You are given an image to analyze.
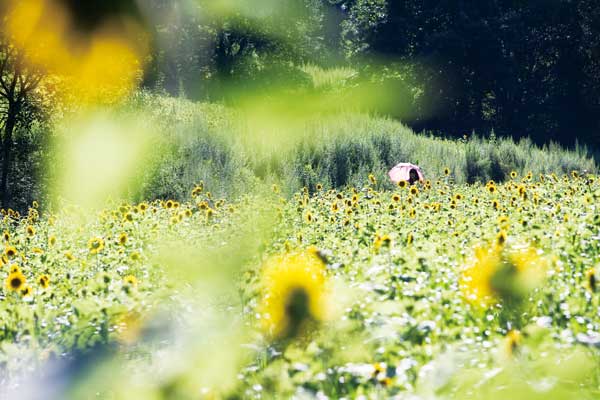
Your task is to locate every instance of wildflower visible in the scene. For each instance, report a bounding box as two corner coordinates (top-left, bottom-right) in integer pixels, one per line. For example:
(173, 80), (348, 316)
(496, 230), (507, 247)
(124, 212), (134, 223)
(32, 247), (44, 255)
(487, 185), (497, 194)
(410, 186), (419, 196)
(510, 171), (517, 179)
(316, 183), (323, 191)
(21, 285), (33, 297)
(331, 202), (339, 212)
(38, 274), (50, 289)
(391, 194), (400, 202)
(49, 235), (57, 246)
(26, 225), (36, 237)
(374, 234), (392, 253)
(272, 184), (280, 194)
(165, 200), (175, 209)
(397, 180), (408, 189)
(460, 244), (547, 306)
(460, 246), (502, 305)
(130, 251), (141, 261)
(368, 174), (377, 185)
(407, 233), (413, 245)
(259, 250), (328, 339)
(191, 185), (203, 197)
(505, 330), (522, 356)
(88, 237), (105, 254)
(585, 268), (596, 292)
(4, 245), (18, 259)
(118, 233), (128, 246)
(6, 271), (26, 292)
(124, 275), (138, 287)
(65, 251), (75, 261)
(2, 231), (9, 241)
(444, 168), (450, 176)
(206, 208), (214, 219)
(304, 211), (313, 224)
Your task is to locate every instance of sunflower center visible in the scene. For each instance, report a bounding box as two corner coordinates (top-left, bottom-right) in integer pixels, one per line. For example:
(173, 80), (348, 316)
(10, 277), (22, 289)
(285, 287), (310, 328)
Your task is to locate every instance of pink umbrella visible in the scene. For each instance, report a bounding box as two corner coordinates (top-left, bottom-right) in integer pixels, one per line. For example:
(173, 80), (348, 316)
(388, 163), (425, 184)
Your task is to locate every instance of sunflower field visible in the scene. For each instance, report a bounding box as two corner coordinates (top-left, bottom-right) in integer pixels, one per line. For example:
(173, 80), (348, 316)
(2, 170), (600, 399)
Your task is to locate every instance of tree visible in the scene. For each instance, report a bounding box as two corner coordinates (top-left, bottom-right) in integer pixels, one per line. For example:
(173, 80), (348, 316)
(0, 36), (44, 208)
(340, 0), (600, 148)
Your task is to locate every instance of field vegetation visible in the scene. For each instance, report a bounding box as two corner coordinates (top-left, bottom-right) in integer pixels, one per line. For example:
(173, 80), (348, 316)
(2, 1), (600, 399)
(2, 168), (600, 399)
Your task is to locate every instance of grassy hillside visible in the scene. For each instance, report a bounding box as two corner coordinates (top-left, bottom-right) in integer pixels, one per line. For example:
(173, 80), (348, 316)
(129, 93), (596, 202)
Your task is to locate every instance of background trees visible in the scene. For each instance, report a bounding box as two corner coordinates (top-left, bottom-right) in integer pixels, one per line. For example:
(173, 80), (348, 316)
(340, 0), (600, 147)
(0, 35), (44, 208)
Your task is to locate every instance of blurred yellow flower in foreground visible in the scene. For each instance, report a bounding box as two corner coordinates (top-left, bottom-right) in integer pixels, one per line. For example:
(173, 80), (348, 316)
(3, 0), (147, 105)
(259, 249), (328, 339)
(460, 243), (547, 307)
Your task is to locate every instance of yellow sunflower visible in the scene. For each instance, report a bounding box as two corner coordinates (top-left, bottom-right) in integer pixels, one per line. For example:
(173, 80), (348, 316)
(586, 268), (597, 292)
(505, 330), (522, 356)
(26, 225), (36, 237)
(460, 244), (547, 307)
(6, 271), (26, 292)
(21, 285), (33, 297)
(88, 237), (105, 254)
(38, 274), (50, 289)
(258, 250), (328, 339)
(123, 275), (138, 287)
(374, 234), (392, 253)
(4, 245), (18, 259)
(460, 246), (502, 306)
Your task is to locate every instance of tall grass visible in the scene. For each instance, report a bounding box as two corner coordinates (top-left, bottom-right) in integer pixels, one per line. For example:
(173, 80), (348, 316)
(103, 93), (600, 202)
(300, 64), (358, 90)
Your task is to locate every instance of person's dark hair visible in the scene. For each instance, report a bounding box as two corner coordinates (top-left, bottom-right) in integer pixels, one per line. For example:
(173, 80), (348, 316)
(409, 169), (419, 185)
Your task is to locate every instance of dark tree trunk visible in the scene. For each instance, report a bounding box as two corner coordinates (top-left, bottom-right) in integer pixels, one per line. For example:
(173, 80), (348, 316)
(1, 102), (17, 209)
